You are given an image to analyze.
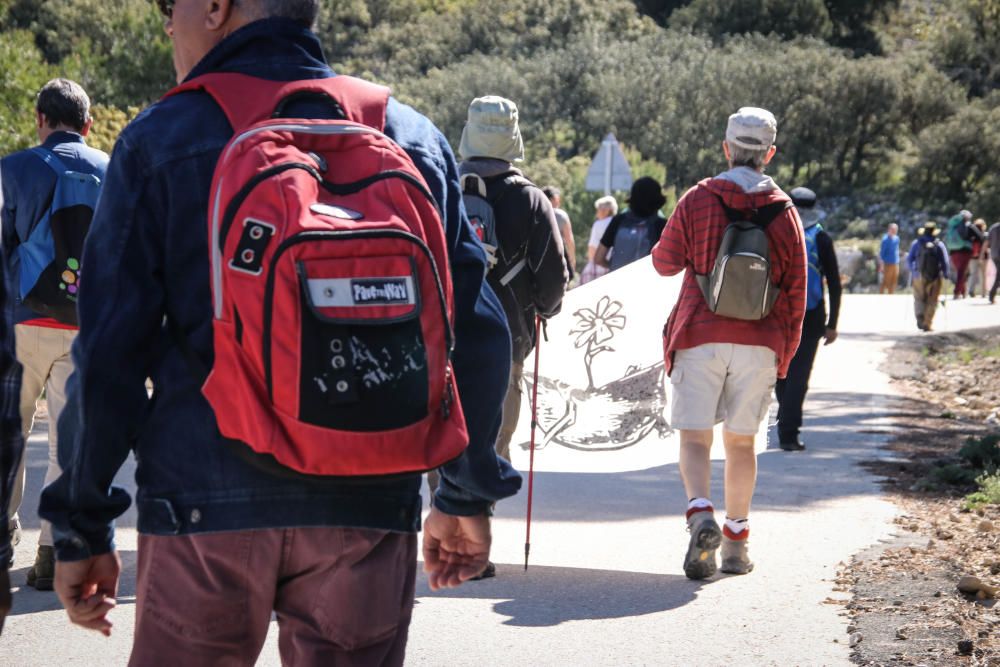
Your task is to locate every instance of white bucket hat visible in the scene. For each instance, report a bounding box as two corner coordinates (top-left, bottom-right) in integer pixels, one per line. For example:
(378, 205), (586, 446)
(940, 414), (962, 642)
(458, 96), (524, 163)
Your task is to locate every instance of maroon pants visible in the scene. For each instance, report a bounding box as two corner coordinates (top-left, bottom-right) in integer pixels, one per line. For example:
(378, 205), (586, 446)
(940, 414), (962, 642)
(131, 527), (417, 667)
(950, 249), (972, 297)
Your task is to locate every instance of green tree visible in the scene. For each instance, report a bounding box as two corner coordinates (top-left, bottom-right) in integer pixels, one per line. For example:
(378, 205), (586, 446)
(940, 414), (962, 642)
(823, 0), (899, 54)
(904, 94), (1000, 218)
(0, 29), (68, 155)
(670, 0), (833, 41)
(88, 104), (141, 154)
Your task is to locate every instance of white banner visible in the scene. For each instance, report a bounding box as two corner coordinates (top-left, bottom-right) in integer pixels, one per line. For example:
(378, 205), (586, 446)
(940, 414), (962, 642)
(507, 257), (770, 474)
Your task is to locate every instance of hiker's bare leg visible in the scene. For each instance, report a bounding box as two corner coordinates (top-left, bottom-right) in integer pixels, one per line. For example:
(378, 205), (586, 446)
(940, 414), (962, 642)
(679, 429), (713, 500)
(722, 430), (756, 518)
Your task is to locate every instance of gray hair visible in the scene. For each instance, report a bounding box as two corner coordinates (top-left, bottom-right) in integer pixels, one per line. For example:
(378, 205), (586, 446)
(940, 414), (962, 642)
(594, 195), (618, 216)
(726, 140), (770, 170)
(239, 0), (319, 26)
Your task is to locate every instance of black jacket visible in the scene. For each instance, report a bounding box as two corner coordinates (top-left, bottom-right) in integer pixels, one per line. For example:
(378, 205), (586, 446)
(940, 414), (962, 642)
(460, 161), (567, 361)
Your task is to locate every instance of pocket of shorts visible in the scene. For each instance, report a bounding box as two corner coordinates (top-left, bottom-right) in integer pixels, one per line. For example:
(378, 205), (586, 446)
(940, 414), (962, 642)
(757, 367), (777, 421)
(669, 369), (684, 385)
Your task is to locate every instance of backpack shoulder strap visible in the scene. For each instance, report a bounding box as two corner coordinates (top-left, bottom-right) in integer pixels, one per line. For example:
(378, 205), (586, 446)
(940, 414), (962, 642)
(29, 146), (69, 177)
(711, 192), (792, 227)
(163, 73), (390, 132)
(751, 200), (794, 227)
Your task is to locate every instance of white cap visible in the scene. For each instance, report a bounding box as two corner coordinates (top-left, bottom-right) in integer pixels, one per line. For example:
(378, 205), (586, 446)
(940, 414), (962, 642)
(726, 107), (777, 150)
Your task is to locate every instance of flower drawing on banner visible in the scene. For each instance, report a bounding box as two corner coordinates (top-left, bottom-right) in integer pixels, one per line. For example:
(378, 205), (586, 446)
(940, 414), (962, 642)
(570, 296), (627, 390)
(524, 294), (671, 452)
(570, 296), (626, 350)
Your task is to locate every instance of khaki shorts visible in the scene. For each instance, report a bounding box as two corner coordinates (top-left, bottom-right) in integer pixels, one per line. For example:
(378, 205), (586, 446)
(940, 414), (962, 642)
(669, 343), (777, 435)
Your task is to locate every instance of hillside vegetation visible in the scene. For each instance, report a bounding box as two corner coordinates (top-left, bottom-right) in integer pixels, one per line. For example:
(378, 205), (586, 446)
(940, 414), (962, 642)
(2, 0), (998, 263)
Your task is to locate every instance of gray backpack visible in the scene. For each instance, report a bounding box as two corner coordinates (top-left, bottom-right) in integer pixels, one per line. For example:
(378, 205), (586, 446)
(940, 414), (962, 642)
(696, 196), (791, 321)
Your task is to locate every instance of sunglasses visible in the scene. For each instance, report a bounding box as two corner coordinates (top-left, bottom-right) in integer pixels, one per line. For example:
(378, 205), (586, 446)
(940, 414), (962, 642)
(156, 0), (175, 18)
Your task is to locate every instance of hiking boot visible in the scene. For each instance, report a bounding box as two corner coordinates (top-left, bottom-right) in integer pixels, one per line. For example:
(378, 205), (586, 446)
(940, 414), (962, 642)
(683, 510), (721, 580)
(26, 546), (55, 591)
(720, 535), (754, 575)
(779, 439), (805, 451)
(469, 561), (496, 581)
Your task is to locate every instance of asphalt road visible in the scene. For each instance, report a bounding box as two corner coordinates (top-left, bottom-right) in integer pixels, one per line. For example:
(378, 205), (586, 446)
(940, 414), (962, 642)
(3, 293), (999, 666)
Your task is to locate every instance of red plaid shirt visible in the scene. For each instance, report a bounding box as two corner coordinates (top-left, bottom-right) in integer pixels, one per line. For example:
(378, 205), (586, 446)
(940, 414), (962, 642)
(652, 177), (807, 379)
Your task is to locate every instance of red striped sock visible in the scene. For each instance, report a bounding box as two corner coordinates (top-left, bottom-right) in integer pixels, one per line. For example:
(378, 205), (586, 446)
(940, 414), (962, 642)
(686, 498), (714, 520)
(723, 517), (749, 540)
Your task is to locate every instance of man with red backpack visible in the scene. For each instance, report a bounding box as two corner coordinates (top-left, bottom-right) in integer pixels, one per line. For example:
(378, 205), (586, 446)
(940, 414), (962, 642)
(652, 107), (807, 580)
(39, 1), (520, 663)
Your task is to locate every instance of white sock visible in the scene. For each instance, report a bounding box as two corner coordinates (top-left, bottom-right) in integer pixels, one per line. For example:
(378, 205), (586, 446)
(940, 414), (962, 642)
(725, 517), (748, 535)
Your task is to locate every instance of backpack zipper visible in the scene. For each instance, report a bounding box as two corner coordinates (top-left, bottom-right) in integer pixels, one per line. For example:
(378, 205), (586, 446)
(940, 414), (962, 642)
(210, 122), (407, 319)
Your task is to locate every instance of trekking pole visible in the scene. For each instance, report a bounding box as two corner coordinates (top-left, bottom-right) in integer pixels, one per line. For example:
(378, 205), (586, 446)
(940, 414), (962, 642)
(524, 315), (543, 571)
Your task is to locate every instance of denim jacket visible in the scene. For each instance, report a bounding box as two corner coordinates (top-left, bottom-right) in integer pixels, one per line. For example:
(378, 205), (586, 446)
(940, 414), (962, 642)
(39, 19), (521, 561)
(0, 132), (109, 324)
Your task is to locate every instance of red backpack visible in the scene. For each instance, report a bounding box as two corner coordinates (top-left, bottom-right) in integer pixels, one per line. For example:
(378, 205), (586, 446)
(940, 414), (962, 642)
(164, 73), (468, 476)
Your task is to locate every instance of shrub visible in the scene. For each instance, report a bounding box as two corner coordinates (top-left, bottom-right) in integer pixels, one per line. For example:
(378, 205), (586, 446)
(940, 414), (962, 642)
(958, 433), (1000, 472)
(963, 472), (1000, 510)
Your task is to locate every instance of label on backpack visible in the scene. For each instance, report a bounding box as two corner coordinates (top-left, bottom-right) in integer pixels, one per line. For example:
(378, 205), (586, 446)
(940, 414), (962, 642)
(304, 276), (415, 307)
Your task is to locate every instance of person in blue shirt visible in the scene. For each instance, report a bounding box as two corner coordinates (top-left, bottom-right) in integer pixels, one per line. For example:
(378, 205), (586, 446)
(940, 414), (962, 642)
(1, 79), (108, 592)
(38, 1), (519, 662)
(878, 223), (901, 294)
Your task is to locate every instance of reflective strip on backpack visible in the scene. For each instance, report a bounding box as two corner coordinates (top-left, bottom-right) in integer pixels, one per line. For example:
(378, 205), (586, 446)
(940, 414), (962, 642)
(498, 257), (527, 287)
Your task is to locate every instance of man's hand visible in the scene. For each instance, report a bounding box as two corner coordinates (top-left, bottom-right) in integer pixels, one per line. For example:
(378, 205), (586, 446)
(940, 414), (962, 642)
(0, 567), (11, 635)
(54, 551), (121, 637)
(823, 327), (838, 345)
(422, 507), (491, 591)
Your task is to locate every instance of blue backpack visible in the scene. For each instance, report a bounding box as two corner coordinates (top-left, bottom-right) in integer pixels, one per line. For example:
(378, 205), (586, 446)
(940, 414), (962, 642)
(14, 148), (101, 325)
(803, 223), (824, 311)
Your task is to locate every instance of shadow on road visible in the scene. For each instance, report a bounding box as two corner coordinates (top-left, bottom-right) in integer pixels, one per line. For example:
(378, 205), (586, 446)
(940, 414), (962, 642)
(8, 550), (138, 617)
(416, 564), (700, 627)
(494, 390), (899, 524)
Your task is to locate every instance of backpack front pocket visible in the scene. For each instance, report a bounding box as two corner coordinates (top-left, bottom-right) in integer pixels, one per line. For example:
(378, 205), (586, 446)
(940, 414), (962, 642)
(295, 256), (429, 430)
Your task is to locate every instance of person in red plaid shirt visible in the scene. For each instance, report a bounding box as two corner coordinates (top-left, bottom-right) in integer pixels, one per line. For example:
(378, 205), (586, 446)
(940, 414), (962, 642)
(652, 107), (807, 579)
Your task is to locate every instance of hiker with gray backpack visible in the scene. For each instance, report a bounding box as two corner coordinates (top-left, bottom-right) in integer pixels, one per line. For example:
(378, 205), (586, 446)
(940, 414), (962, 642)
(652, 107), (807, 580)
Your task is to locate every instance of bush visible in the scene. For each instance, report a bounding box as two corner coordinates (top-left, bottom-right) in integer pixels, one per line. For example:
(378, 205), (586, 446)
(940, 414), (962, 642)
(958, 433), (1000, 472)
(963, 472), (1000, 510)
(927, 463), (980, 488)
